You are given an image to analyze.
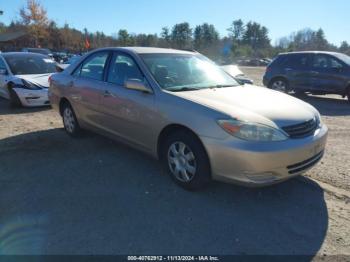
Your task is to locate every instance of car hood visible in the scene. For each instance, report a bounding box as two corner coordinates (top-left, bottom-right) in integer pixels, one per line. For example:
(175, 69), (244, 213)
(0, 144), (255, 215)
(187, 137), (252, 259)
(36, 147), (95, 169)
(59, 64), (70, 69)
(15, 74), (52, 88)
(172, 85), (317, 128)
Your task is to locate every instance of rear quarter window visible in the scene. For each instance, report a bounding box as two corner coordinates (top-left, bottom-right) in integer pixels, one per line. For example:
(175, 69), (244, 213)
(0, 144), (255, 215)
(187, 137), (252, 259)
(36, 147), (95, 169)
(271, 55), (288, 66)
(269, 55), (287, 68)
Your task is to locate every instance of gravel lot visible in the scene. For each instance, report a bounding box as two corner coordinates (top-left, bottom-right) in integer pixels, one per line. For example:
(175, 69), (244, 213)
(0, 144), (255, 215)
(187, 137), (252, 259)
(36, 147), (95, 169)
(0, 67), (349, 257)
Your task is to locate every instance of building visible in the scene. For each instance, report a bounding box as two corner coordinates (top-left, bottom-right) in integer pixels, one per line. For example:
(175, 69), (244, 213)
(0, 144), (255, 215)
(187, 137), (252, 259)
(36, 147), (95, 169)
(0, 31), (27, 51)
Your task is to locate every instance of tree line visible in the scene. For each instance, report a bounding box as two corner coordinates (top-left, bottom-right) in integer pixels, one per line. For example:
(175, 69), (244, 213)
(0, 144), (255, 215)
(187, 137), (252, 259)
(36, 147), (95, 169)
(1, 0), (349, 62)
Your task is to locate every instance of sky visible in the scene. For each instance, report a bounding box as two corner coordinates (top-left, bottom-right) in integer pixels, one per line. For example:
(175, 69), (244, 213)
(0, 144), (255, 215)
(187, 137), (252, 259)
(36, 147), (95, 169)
(0, 0), (349, 46)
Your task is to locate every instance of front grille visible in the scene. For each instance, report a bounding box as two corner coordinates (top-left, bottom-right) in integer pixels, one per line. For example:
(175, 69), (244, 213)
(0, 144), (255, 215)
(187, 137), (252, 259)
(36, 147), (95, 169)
(287, 150), (324, 174)
(282, 118), (317, 139)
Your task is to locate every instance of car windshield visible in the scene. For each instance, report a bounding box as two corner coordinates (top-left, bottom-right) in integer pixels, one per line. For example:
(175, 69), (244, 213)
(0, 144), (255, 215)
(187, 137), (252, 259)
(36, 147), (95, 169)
(66, 56), (81, 64)
(27, 48), (51, 55)
(141, 53), (239, 91)
(4, 54), (57, 75)
(334, 52), (350, 65)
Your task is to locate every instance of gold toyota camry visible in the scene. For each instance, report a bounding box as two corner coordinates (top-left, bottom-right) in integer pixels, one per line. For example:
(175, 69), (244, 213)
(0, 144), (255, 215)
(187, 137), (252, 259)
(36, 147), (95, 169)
(49, 47), (328, 190)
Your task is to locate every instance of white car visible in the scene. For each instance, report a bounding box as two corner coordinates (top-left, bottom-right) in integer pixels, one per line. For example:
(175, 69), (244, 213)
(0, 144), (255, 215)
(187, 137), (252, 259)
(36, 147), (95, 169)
(0, 52), (59, 107)
(221, 64), (254, 85)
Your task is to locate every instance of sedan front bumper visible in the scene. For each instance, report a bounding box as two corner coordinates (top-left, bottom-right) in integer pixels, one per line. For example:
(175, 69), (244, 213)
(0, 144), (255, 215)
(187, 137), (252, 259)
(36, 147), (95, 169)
(201, 124), (328, 186)
(14, 88), (50, 107)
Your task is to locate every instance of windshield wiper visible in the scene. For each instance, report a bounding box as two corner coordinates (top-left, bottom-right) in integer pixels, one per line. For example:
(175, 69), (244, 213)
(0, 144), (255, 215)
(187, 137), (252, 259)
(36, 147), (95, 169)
(165, 84), (237, 92)
(208, 84), (237, 89)
(165, 87), (200, 92)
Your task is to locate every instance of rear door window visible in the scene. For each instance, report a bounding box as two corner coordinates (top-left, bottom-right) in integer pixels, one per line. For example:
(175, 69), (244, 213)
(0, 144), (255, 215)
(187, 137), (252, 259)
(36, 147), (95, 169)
(74, 52), (110, 81)
(313, 55), (329, 69)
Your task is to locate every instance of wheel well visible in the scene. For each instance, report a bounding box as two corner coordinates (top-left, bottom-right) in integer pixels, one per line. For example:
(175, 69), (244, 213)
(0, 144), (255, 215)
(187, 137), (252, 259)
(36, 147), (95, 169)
(7, 81), (14, 89)
(157, 124), (207, 160)
(59, 98), (70, 116)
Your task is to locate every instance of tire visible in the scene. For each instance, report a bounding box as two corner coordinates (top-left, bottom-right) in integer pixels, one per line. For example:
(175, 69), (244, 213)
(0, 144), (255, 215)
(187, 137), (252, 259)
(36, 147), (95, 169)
(62, 102), (81, 137)
(269, 78), (289, 93)
(161, 130), (211, 190)
(7, 86), (22, 108)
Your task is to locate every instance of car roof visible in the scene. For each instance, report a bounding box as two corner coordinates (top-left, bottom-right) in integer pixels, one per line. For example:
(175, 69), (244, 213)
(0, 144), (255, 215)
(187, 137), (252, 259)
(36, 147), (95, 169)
(1, 52), (49, 58)
(97, 47), (196, 55)
(24, 47), (50, 50)
(279, 51), (342, 56)
(61, 47), (197, 75)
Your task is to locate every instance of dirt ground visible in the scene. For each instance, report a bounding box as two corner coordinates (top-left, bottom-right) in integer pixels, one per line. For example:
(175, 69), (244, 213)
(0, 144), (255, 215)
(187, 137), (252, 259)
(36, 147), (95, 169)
(0, 67), (349, 258)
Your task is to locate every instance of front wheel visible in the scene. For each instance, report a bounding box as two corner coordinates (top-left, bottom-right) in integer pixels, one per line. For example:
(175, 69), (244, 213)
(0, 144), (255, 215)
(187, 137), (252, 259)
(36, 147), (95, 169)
(161, 131), (211, 190)
(62, 103), (81, 137)
(269, 78), (289, 93)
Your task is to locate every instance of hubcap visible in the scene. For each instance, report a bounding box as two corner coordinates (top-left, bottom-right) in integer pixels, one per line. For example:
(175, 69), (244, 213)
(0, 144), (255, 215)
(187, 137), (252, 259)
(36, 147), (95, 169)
(272, 80), (286, 92)
(63, 107), (75, 133)
(167, 142), (197, 182)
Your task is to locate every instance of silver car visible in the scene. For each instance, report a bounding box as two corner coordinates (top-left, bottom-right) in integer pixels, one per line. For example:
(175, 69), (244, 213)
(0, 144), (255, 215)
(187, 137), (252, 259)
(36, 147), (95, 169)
(49, 47), (328, 190)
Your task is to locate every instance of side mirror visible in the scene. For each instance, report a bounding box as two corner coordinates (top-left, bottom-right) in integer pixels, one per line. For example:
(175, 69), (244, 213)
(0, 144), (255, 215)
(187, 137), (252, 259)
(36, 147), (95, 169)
(0, 68), (8, 75)
(125, 79), (152, 93)
(56, 64), (64, 72)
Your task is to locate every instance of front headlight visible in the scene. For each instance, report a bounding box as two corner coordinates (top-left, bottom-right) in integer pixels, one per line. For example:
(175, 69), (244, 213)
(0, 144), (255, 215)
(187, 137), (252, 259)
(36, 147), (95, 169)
(315, 112), (323, 128)
(20, 79), (42, 90)
(217, 119), (288, 141)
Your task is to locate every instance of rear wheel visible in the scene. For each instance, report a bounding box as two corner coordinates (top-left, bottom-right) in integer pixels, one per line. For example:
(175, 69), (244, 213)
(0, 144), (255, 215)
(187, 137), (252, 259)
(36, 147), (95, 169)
(62, 102), (81, 137)
(269, 78), (289, 93)
(7, 86), (22, 108)
(161, 130), (211, 190)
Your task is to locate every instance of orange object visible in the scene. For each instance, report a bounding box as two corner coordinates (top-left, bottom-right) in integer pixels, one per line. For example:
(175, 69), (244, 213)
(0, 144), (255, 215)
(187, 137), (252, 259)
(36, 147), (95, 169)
(85, 37), (90, 49)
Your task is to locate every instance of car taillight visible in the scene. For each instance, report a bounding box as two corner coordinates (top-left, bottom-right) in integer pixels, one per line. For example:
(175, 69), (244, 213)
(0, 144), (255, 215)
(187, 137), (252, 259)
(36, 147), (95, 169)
(48, 76), (52, 84)
(265, 67), (271, 73)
